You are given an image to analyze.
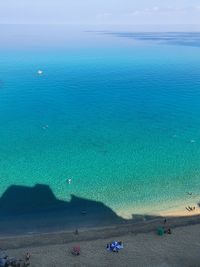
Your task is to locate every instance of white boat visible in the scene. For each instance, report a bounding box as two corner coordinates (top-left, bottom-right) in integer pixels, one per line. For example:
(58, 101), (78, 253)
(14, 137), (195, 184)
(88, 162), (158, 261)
(37, 70), (43, 75)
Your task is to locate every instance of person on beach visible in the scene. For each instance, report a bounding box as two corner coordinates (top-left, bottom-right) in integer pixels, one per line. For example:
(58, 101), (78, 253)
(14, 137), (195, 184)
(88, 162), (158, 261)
(106, 244), (110, 251)
(25, 252), (31, 266)
(167, 228), (172, 234)
(25, 253), (30, 261)
(75, 229), (79, 235)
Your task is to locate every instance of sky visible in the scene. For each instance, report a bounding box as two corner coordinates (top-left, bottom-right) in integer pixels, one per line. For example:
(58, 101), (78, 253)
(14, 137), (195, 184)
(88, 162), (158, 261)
(0, 0), (200, 25)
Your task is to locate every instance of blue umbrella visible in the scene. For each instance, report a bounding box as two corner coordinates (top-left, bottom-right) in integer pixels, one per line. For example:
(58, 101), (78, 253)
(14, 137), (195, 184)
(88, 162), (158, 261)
(110, 241), (122, 252)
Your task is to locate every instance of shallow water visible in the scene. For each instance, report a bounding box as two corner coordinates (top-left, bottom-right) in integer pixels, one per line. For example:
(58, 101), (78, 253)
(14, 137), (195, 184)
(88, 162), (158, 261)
(1, 26), (200, 217)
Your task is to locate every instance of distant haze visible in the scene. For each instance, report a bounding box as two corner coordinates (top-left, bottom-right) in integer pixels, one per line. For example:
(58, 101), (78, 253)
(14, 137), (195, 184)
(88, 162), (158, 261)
(0, 0), (200, 26)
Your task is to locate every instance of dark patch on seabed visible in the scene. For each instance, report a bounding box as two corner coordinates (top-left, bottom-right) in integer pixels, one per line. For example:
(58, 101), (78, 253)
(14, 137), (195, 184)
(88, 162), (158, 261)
(0, 80), (4, 89)
(103, 32), (200, 47)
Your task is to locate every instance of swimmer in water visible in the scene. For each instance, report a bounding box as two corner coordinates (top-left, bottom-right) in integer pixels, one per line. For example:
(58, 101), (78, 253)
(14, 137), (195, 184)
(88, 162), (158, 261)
(67, 178), (72, 184)
(42, 125), (49, 130)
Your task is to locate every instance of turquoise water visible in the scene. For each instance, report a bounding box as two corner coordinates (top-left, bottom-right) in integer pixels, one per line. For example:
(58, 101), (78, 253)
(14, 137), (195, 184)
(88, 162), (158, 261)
(1, 29), (200, 217)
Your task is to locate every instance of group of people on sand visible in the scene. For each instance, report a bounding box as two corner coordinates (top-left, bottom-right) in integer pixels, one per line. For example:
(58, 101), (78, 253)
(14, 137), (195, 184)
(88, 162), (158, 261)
(0, 252), (30, 267)
(165, 228), (172, 235)
(158, 219), (172, 236)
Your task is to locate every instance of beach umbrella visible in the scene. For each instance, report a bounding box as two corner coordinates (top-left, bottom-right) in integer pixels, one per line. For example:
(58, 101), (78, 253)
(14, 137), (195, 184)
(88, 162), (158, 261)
(110, 241), (122, 252)
(157, 227), (164, 236)
(71, 246), (80, 255)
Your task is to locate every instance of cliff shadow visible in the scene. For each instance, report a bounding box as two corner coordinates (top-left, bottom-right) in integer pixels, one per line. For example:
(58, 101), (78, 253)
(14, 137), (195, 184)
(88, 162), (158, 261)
(0, 183), (131, 235)
(0, 183), (200, 238)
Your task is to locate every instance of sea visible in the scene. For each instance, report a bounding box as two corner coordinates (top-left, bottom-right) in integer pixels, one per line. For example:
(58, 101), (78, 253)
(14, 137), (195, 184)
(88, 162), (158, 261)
(1, 25), (200, 218)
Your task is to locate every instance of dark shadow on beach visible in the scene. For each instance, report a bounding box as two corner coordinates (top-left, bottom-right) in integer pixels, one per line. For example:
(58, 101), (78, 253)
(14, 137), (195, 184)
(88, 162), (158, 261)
(0, 184), (200, 237)
(0, 184), (129, 235)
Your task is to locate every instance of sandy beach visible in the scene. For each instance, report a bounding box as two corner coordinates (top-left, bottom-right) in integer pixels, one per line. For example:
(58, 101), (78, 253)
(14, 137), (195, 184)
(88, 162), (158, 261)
(1, 215), (200, 267)
(0, 184), (200, 266)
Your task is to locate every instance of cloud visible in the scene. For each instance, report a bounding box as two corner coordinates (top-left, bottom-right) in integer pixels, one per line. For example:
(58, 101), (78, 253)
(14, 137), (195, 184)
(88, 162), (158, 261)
(97, 12), (112, 19)
(126, 4), (200, 17)
(152, 6), (159, 11)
